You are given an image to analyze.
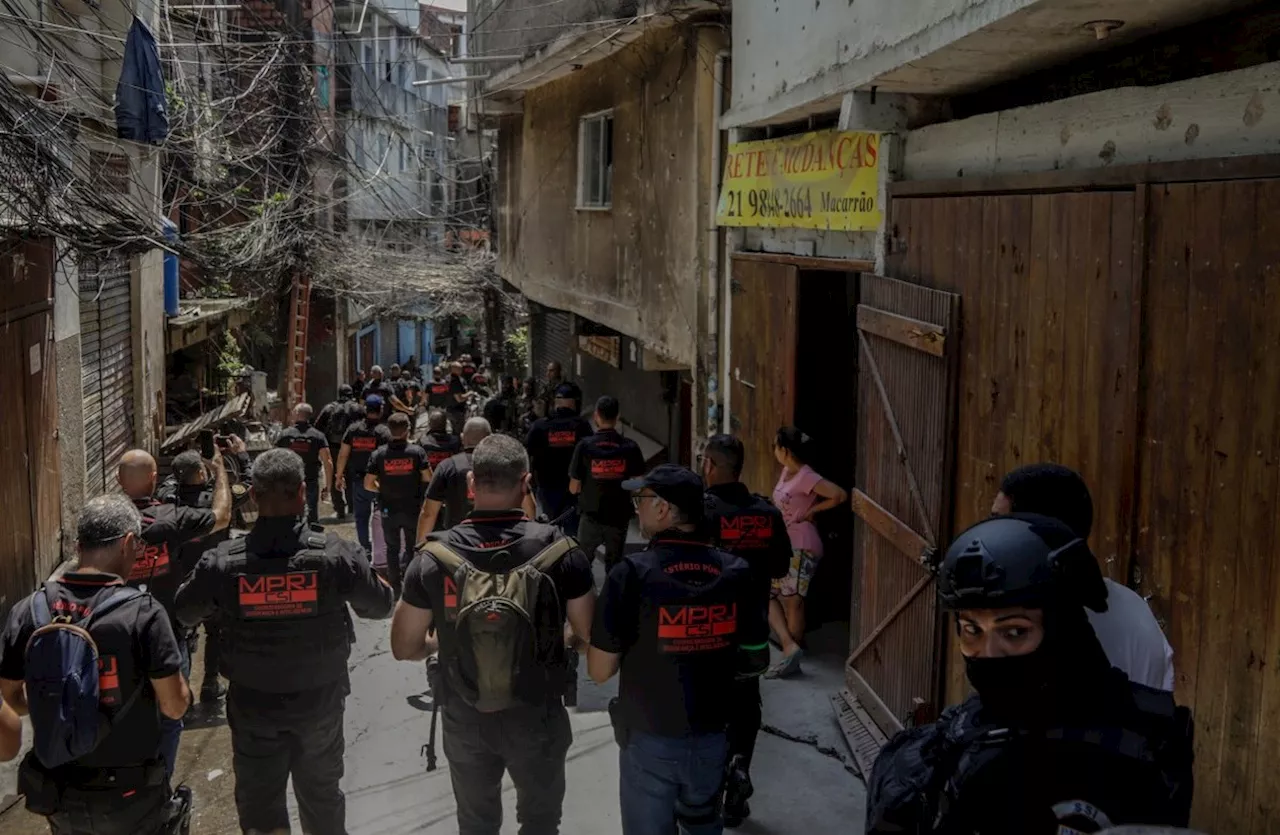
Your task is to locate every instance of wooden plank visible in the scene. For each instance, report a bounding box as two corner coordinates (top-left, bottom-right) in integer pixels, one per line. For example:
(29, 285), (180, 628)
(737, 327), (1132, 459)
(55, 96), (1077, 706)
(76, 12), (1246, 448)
(890, 152), (1280, 198)
(848, 572), (935, 664)
(831, 689), (889, 778)
(731, 250), (874, 274)
(22, 311), (61, 581)
(1248, 181), (1280, 835)
(846, 665), (903, 736)
(855, 304), (946, 357)
(850, 488), (930, 564)
(0, 324), (35, 617)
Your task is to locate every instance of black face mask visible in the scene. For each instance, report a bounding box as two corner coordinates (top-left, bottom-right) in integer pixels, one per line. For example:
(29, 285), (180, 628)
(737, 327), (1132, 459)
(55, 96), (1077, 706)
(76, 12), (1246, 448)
(963, 649), (1058, 722)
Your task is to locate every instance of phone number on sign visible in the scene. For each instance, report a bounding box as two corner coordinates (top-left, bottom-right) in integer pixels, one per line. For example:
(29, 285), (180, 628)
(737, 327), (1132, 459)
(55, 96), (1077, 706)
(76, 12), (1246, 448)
(721, 187), (876, 220)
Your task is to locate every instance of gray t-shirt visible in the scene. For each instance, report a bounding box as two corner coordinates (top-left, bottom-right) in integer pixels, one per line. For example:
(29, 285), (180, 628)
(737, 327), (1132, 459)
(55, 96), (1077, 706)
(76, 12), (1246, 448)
(1087, 578), (1175, 691)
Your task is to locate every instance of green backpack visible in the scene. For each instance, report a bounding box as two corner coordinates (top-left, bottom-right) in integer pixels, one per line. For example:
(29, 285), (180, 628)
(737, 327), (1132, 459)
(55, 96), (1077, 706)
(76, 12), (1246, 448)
(422, 537), (576, 712)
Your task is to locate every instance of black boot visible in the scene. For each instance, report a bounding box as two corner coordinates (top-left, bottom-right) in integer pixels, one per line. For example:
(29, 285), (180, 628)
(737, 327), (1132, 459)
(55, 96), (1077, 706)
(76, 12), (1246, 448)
(723, 755), (753, 828)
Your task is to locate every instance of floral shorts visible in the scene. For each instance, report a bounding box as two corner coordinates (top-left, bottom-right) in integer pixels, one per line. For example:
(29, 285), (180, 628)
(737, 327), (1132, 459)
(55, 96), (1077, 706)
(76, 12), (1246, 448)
(772, 550), (821, 599)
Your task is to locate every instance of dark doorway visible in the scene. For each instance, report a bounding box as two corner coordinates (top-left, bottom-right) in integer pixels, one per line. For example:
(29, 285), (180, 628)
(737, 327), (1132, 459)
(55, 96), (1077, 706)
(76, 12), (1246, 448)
(793, 269), (858, 652)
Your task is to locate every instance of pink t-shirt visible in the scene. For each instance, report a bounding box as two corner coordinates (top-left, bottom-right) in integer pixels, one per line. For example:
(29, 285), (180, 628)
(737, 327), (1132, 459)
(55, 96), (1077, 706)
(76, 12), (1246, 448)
(773, 465), (824, 556)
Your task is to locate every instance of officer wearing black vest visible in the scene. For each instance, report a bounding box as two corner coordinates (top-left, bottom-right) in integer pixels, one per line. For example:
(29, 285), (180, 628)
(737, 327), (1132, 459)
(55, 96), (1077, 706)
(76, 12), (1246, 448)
(1, 495), (193, 835)
(866, 515), (1195, 835)
(335, 395), (393, 554)
(392, 433), (596, 835)
(700, 434), (792, 827)
(417, 417), (491, 539)
(174, 449), (394, 835)
(275, 403), (333, 524)
(525, 382), (592, 533)
(417, 408), (462, 475)
(118, 449), (232, 784)
(568, 395), (646, 571)
(315, 385), (361, 518)
(365, 413), (432, 595)
(589, 465), (770, 835)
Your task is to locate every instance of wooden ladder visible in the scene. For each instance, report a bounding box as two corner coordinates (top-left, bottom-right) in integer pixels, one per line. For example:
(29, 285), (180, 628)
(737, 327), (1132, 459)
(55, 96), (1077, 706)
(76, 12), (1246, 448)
(286, 274), (311, 408)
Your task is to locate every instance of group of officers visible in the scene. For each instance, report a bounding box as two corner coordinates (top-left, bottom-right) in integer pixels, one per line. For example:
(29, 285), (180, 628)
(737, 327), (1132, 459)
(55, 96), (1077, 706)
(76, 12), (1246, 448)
(0, 358), (1198, 835)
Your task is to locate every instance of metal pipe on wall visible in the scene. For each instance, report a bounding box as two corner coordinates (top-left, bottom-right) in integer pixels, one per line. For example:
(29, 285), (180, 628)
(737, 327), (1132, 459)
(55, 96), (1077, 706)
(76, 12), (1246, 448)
(708, 48), (728, 440)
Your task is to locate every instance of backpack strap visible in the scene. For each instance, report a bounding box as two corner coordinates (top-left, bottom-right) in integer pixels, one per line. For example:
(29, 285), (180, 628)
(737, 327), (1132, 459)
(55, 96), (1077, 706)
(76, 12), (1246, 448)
(30, 587), (52, 628)
(529, 537), (577, 572)
(225, 539), (248, 556)
(83, 587), (145, 627)
(422, 541), (468, 574)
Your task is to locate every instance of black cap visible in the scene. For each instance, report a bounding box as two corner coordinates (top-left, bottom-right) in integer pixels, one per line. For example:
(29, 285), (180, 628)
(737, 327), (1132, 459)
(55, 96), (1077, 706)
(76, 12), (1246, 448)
(622, 465), (705, 521)
(938, 514), (1103, 612)
(554, 382), (581, 400)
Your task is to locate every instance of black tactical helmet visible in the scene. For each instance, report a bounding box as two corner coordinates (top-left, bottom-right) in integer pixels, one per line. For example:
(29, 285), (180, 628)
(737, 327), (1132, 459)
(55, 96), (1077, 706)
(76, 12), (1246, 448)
(938, 514), (1102, 611)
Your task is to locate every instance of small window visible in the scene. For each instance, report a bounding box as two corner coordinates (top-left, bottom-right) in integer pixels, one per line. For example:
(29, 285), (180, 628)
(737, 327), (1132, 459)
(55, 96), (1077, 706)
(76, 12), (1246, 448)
(577, 110), (613, 209)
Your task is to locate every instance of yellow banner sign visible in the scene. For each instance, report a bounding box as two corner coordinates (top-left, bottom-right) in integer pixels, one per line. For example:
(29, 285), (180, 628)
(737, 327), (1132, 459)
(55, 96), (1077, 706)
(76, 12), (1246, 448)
(716, 130), (882, 231)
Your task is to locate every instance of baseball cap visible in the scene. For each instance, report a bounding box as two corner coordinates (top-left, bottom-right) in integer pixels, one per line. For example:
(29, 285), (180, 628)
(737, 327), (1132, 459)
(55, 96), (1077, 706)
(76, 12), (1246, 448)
(365, 394), (384, 410)
(622, 465), (705, 521)
(554, 382), (581, 400)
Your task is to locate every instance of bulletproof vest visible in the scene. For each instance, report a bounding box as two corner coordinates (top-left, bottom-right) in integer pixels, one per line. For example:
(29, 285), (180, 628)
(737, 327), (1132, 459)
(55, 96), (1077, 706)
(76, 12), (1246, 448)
(321, 400), (356, 443)
(707, 494), (779, 555)
(281, 424), (321, 471)
(442, 451), (476, 528)
(130, 503), (178, 592)
(378, 442), (423, 506)
(421, 432), (462, 469)
(427, 381), (451, 409)
(428, 522), (569, 705)
(213, 533), (354, 693)
(869, 688), (1194, 835)
(536, 414), (587, 485)
(345, 420), (383, 474)
(631, 544), (743, 661)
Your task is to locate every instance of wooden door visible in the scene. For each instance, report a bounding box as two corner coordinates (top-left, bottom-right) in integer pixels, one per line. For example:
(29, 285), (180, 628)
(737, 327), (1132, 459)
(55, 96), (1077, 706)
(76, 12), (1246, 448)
(842, 273), (959, 774)
(728, 257), (797, 495)
(23, 310), (61, 582)
(0, 323), (36, 616)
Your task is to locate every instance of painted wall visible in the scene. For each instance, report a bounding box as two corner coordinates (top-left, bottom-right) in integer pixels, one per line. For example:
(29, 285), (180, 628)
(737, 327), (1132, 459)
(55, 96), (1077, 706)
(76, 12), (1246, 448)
(496, 24), (724, 370)
(904, 61), (1280, 180)
(725, 0), (1037, 127)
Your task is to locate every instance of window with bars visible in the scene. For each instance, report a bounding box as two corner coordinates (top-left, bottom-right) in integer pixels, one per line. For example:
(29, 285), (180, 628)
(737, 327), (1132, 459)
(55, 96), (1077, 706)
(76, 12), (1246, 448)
(577, 110), (613, 209)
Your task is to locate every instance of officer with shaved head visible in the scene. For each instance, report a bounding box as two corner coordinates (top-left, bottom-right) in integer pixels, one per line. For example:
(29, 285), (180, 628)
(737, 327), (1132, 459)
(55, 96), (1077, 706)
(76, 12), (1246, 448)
(117, 446), (231, 782)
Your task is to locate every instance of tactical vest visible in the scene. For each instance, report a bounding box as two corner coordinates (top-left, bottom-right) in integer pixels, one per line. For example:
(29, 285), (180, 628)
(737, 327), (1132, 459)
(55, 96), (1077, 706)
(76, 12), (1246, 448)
(442, 451), (476, 527)
(213, 533), (354, 693)
(421, 432), (461, 470)
(345, 421), (383, 475)
(378, 443), (423, 507)
(631, 547), (743, 664)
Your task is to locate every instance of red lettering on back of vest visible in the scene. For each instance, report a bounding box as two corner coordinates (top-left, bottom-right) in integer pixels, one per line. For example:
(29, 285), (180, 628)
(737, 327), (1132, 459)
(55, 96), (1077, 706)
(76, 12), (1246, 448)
(384, 457), (415, 475)
(98, 655), (122, 705)
(129, 542), (171, 581)
(290, 440), (312, 454)
(718, 514), (774, 550)
(352, 437), (377, 451)
(237, 572), (320, 618)
(548, 430), (577, 447)
(427, 450), (451, 468)
(590, 458), (627, 480)
(657, 604), (737, 652)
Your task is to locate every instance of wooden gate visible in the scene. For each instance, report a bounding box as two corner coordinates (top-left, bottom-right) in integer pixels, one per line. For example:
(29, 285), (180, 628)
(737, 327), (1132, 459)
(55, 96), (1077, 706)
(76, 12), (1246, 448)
(728, 256), (797, 495)
(838, 273), (959, 775)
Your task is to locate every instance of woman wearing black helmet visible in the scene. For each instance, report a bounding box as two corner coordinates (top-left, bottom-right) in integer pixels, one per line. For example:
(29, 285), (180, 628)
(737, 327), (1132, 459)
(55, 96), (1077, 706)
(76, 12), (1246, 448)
(866, 514), (1194, 835)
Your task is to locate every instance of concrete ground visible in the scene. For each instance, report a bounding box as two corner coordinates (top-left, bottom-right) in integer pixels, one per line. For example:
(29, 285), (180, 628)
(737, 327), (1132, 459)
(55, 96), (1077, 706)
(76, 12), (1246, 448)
(0, 514), (867, 834)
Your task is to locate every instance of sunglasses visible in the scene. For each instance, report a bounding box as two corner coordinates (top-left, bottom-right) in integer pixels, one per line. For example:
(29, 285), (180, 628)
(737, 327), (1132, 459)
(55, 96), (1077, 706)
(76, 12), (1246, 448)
(631, 492), (663, 509)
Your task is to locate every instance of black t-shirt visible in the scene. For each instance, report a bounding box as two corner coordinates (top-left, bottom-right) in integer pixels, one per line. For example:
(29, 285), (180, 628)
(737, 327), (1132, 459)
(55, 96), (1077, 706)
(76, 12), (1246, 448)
(276, 422), (328, 481)
(0, 573), (182, 769)
(703, 482), (793, 604)
(569, 429), (646, 526)
(367, 440), (430, 509)
(591, 531), (767, 737)
(424, 451), (475, 529)
(525, 409), (593, 491)
(131, 498), (216, 615)
(419, 430), (462, 470)
(426, 380), (451, 410)
(368, 379), (395, 419)
(447, 375), (468, 412)
(402, 511), (593, 703)
(342, 419), (392, 476)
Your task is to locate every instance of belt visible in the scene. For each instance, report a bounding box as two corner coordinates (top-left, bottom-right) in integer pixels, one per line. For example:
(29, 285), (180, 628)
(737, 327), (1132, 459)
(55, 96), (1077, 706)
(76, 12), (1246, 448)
(59, 761), (165, 791)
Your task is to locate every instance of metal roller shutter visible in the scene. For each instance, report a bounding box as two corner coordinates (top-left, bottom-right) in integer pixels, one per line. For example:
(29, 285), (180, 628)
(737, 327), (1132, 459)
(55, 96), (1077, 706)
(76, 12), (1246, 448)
(80, 255), (134, 497)
(530, 302), (573, 380)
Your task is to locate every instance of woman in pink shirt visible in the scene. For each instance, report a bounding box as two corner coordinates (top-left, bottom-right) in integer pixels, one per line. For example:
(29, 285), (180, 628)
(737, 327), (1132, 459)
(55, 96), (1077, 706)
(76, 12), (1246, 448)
(768, 427), (848, 678)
